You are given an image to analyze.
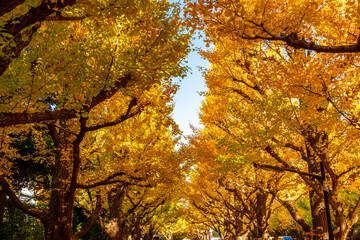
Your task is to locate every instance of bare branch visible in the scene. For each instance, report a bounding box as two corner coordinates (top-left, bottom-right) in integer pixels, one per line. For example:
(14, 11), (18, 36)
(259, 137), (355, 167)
(76, 171), (148, 189)
(239, 31), (360, 53)
(45, 14), (86, 21)
(0, 75), (132, 128)
(76, 172), (126, 189)
(85, 98), (142, 132)
(74, 194), (103, 240)
(0, 0), (26, 17)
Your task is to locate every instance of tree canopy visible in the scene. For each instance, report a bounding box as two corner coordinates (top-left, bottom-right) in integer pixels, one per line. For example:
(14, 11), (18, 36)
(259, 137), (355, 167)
(3, 1), (360, 240)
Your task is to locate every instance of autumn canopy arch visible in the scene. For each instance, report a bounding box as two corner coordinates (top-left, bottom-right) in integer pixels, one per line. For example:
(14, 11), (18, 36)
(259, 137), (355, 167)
(0, 0), (191, 239)
(183, 0), (360, 240)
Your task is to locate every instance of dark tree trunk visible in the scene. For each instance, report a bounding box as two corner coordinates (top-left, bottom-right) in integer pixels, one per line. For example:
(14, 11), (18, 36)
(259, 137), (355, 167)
(105, 186), (128, 240)
(307, 148), (327, 240)
(0, 0), (26, 16)
(42, 122), (84, 240)
(144, 225), (156, 240)
(309, 190), (328, 240)
(0, 189), (6, 223)
(253, 190), (270, 239)
(43, 153), (75, 240)
(302, 127), (329, 240)
(235, 215), (249, 240)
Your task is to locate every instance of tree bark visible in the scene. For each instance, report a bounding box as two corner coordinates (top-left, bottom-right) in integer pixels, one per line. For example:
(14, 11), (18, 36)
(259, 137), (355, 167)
(252, 190), (270, 239)
(0, 0), (26, 17)
(309, 190), (328, 240)
(105, 185), (128, 240)
(43, 127), (75, 240)
(41, 119), (87, 240)
(0, 188), (6, 223)
(0, 75), (132, 128)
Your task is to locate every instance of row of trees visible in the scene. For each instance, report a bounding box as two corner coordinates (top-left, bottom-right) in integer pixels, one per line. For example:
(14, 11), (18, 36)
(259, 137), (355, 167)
(181, 0), (360, 240)
(0, 0), (191, 239)
(3, 0), (360, 240)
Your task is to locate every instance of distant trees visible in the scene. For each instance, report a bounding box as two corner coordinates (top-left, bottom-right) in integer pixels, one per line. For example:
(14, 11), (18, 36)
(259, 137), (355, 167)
(183, 1), (360, 239)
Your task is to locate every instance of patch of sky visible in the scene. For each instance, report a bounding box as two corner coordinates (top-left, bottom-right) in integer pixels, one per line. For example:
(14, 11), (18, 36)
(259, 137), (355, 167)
(172, 32), (210, 142)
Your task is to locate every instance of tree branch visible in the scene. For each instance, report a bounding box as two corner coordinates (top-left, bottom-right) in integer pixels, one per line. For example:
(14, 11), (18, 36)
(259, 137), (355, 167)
(270, 190), (311, 232)
(0, 75), (132, 128)
(0, 175), (47, 220)
(264, 145), (323, 196)
(76, 171), (148, 189)
(0, 0), (26, 17)
(74, 194), (103, 240)
(0, 0), (78, 76)
(240, 32), (360, 53)
(77, 172), (126, 189)
(45, 14), (86, 21)
(85, 97), (142, 132)
(348, 195), (360, 228)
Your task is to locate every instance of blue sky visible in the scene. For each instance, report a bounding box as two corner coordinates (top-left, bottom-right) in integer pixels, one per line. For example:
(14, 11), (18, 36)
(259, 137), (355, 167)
(172, 36), (209, 139)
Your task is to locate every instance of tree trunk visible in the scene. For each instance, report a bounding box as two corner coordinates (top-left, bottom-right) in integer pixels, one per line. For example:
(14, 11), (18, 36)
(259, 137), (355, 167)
(235, 215), (249, 240)
(105, 218), (129, 240)
(235, 220), (249, 240)
(144, 225), (155, 240)
(254, 190), (270, 239)
(333, 206), (350, 240)
(0, 188), (6, 223)
(306, 133), (328, 240)
(43, 165), (75, 239)
(309, 190), (328, 240)
(43, 193), (74, 240)
(105, 186), (128, 240)
(42, 126), (77, 240)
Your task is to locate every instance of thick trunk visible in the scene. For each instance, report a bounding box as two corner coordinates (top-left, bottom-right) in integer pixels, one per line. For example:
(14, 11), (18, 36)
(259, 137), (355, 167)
(254, 191), (270, 239)
(44, 193), (74, 240)
(235, 216), (248, 239)
(306, 135), (328, 240)
(43, 167), (75, 240)
(335, 230), (349, 240)
(309, 190), (328, 240)
(43, 126), (77, 240)
(236, 232), (249, 240)
(144, 225), (155, 240)
(105, 186), (128, 240)
(44, 220), (74, 240)
(105, 219), (122, 240)
(333, 206), (350, 240)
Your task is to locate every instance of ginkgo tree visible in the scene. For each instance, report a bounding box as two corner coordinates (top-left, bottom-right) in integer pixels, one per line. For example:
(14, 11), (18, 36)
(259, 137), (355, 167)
(76, 84), (185, 240)
(188, 16), (360, 239)
(185, 0), (360, 53)
(0, 0), (190, 239)
(182, 127), (286, 240)
(185, 0), (360, 129)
